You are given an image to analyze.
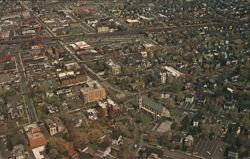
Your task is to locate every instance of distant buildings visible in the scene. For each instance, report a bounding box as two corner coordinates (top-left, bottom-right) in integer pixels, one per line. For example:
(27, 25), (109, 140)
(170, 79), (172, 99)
(80, 81), (107, 104)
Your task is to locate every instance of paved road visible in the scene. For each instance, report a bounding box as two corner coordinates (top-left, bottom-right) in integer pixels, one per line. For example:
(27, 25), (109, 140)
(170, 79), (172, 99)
(15, 53), (38, 123)
(1, 19), (248, 45)
(145, 144), (204, 159)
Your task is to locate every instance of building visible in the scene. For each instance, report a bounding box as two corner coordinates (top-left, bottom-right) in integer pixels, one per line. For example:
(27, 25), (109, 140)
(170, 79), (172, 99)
(58, 70), (88, 85)
(97, 26), (109, 33)
(8, 105), (24, 119)
(185, 94), (195, 104)
(45, 117), (65, 136)
(228, 146), (239, 159)
(10, 144), (29, 159)
(184, 135), (194, 147)
(139, 96), (170, 120)
(111, 64), (121, 75)
(24, 124), (46, 149)
(160, 72), (167, 84)
(98, 101), (108, 116)
(80, 81), (107, 104)
(107, 60), (121, 75)
(164, 66), (185, 77)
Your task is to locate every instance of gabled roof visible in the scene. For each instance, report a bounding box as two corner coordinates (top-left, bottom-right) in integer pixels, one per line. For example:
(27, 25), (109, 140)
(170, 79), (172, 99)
(142, 97), (166, 113)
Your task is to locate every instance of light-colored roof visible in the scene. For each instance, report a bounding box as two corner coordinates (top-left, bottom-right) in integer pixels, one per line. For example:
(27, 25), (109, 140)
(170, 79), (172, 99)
(32, 146), (45, 159)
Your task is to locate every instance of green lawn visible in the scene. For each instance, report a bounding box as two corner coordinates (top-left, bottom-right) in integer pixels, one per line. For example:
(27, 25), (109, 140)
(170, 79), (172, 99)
(136, 112), (153, 124)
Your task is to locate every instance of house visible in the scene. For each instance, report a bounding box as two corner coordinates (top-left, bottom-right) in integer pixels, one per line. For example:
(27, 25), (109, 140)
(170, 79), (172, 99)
(0, 97), (4, 106)
(112, 135), (122, 145)
(45, 117), (65, 136)
(86, 108), (98, 120)
(0, 114), (5, 124)
(97, 26), (109, 33)
(160, 72), (167, 84)
(8, 105), (24, 119)
(24, 124), (46, 149)
(96, 145), (111, 158)
(164, 66), (185, 77)
(197, 95), (206, 105)
(172, 135), (184, 147)
(110, 64), (121, 75)
(185, 94), (195, 104)
(192, 114), (204, 127)
(139, 96), (170, 120)
(98, 101), (108, 116)
(10, 144), (29, 159)
(184, 135), (194, 147)
(47, 105), (59, 114)
(224, 100), (236, 110)
(227, 146), (239, 159)
(70, 113), (85, 128)
(107, 60), (121, 75)
(78, 146), (95, 158)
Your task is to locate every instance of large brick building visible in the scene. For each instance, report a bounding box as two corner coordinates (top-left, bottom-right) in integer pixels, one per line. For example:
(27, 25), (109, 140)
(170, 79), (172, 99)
(24, 124), (46, 149)
(80, 81), (107, 104)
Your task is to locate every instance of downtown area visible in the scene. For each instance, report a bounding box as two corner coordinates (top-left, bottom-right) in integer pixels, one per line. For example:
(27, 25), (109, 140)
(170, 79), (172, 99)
(0, 0), (249, 159)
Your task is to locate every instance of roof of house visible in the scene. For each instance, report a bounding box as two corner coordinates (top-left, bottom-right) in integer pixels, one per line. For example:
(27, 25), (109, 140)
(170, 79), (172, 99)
(142, 96), (166, 113)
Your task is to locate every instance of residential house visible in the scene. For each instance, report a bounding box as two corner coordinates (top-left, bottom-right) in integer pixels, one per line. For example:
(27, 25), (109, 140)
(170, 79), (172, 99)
(10, 144), (29, 159)
(0, 97), (4, 106)
(8, 105), (24, 119)
(184, 135), (194, 147)
(227, 146), (239, 159)
(45, 117), (65, 136)
(185, 94), (195, 104)
(224, 100), (236, 110)
(70, 113), (85, 128)
(112, 135), (123, 145)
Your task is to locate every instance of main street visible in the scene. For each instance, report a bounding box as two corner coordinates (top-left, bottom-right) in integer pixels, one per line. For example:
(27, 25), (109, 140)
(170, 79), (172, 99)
(15, 52), (38, 123)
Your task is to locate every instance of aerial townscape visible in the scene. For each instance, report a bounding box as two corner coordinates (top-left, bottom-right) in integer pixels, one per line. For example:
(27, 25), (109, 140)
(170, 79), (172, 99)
(0, 0), (249, 159)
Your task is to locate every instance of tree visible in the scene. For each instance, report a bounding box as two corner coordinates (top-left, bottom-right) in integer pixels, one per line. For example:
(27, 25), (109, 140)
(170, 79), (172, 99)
(181, 116), (191, 131)
(121, 148), (136, 159)
(164, 98), (175, 108)
(240, 117), (250, 127)
(159, 131), (172, 146)
(46, 138), (69, 158)
(39, 82), (50, 99)
(201, 123), (211, 138)
(171, 80), (183, 92)
(176, 92), (185, 102)
(88, 129), (104, 143)
(171, 122), (177, 130)
(48, 149), (59, 159)
(68, 128), (88, 148)
(47, 96), (60, 106)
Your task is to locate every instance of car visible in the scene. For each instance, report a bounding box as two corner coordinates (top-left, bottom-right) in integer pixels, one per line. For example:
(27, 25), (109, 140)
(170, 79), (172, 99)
(206, 151), (211, 156)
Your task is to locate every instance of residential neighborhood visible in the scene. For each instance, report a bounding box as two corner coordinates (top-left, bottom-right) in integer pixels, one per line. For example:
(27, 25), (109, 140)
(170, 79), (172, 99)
(0, 0), (249, 159)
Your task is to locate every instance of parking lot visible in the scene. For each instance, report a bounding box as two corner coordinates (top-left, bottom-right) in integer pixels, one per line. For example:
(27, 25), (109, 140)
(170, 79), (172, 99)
(194, 139), (226, 159)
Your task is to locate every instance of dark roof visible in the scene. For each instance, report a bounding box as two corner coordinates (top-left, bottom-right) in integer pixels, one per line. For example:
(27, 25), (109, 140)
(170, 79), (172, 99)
(142, 96), (166, 113)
